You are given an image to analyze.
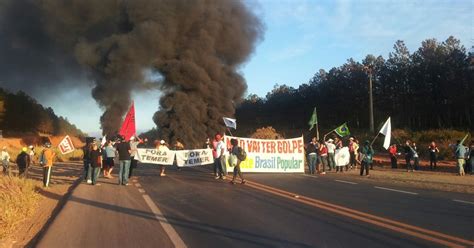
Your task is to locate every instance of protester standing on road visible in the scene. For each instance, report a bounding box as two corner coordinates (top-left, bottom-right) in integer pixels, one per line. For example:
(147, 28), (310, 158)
(230, 138), (246, 184)
(306, 137), (318, 175)
(89, 144), (102, 185)
(326, 139), (336, 171)
(16, 147), (30, 178)
(157, 140), (169, 176)
(104, 140), (116, 178)
(40, 142), (56, 187)
(83, 142), (92, 183)
(1, 146), (11, 176)
(404, 140), (414, 172)
(214, 134), (226, 179)
(348, 137), (357, 170)
(389, 144), (398, 169)
(28, 145), (36, 166)
(412, 142), (420, 171)
(428, 141), (439, 170)
(129, 136), (144, 178)
(359, 140), (374, 177)
(468, 141), (474, 175)
(115, 136), (132, 185)
(453, 140), (467, 176)
(318, 142), (328, 175)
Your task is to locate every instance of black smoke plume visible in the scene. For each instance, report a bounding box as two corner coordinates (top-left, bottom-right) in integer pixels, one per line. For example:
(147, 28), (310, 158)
(0, 0), (263, 146)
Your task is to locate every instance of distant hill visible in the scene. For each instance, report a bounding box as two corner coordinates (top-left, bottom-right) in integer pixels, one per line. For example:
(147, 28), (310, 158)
(0, 88), (85, 137)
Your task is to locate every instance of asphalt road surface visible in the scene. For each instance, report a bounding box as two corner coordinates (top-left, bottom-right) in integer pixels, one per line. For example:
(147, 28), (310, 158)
(36, 164), (474, 248)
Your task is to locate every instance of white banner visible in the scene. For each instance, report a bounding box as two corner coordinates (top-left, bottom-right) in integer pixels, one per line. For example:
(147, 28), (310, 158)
(58, 135), (75, 155)
(335, 147), (350, 166)
(137, 148), (175, 165)
(223, 136), (305, 173)
(175, 149), (214, 167)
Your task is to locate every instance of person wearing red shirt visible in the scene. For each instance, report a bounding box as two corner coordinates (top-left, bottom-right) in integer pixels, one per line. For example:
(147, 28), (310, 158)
(318, 143), (328, 175)
(389, 144), (398, 169)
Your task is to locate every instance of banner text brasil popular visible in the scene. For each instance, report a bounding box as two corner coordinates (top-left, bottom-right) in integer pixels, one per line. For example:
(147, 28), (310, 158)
(223, 135), (305, 173)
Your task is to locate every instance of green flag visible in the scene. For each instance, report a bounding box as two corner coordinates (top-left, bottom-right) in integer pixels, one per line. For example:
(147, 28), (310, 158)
(308, 107), (318, 131)
(460, 133), (469, 145)
(334, 123), (350, 137)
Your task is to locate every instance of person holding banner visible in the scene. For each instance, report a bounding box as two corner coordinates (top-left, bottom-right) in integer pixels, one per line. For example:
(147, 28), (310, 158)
(129, 136), (144, 179)
(229, 138), (246, 184)
(157, 140), (169, 176)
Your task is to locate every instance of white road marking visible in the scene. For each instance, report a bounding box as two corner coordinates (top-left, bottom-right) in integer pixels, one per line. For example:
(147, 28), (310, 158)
(135, 183), (142, 188)
(138, 188), (145, 193)
(453, 199), (474, 205)
(301, 174), (318, 178)
(374, 186), (418, 195)
(142, 194), (187, 248)
(335, 180), (358, 185)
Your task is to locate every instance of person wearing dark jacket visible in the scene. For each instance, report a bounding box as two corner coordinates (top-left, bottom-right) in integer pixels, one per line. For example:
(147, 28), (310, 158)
(16, 147), (31, 178)
(404, 141), (414, 172)
(306, 137), (319, 175)
(229, 138), (246, 184)
(89, 144), (102, 185)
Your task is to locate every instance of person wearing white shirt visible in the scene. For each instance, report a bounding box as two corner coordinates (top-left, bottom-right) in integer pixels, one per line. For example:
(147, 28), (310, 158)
(216, 135), (228, 179)
(1, 146), (11, 176)
(326, 139), (336, 171)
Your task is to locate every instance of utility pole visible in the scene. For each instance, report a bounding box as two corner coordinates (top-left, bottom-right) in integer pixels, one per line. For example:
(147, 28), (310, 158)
(364, 65), (374, 133)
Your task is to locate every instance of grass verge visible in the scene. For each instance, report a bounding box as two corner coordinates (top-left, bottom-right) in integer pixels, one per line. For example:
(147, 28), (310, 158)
(0, 176), (40, 240)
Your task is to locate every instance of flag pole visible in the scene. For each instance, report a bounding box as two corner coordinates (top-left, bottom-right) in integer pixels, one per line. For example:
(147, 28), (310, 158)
(227, 128), (234, 137)
(370, 132), (381, 146)
(316, 124), (320, 141)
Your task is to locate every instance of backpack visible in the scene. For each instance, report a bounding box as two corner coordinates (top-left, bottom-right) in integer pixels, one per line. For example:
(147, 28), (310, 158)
(236, 147), (247, 161)
(39, 150), (48, 166)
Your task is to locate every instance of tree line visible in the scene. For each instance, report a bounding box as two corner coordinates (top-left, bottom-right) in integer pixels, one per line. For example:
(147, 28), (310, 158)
(236, 36), (473, 135)
(0, 88), (85, 137)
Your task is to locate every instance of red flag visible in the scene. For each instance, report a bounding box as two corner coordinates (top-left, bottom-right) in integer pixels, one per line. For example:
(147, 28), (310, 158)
(119, 102), (136, 141)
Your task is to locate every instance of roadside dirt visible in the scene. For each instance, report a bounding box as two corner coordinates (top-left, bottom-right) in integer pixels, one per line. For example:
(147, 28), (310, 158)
(0, 162), (82, 248)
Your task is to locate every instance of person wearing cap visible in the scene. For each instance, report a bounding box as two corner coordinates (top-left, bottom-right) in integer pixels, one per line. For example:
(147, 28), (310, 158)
(1, 146), (11, 176)
(325, 138), (336, 171)
(16, 147), (31, 178)
(129, 136), (144, 179)
(157, 140), (169, 176)
(40, 142), (56, 187)
(115, 136), (132, 185)
(359, 140), (374, 177)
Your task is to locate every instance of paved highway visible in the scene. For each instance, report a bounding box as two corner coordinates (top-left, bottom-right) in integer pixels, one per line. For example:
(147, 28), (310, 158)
(36, 164), (474, 248)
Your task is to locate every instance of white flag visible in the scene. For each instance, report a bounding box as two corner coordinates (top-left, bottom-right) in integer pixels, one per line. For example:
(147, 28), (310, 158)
(101, 135), (107, 147)
(58, 135), (75, 154)
(223, 117), (237, 129)
(379, 117), (391, 150)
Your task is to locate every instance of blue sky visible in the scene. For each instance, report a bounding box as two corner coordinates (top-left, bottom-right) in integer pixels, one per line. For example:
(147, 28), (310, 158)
(42, 0), (473, 134)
